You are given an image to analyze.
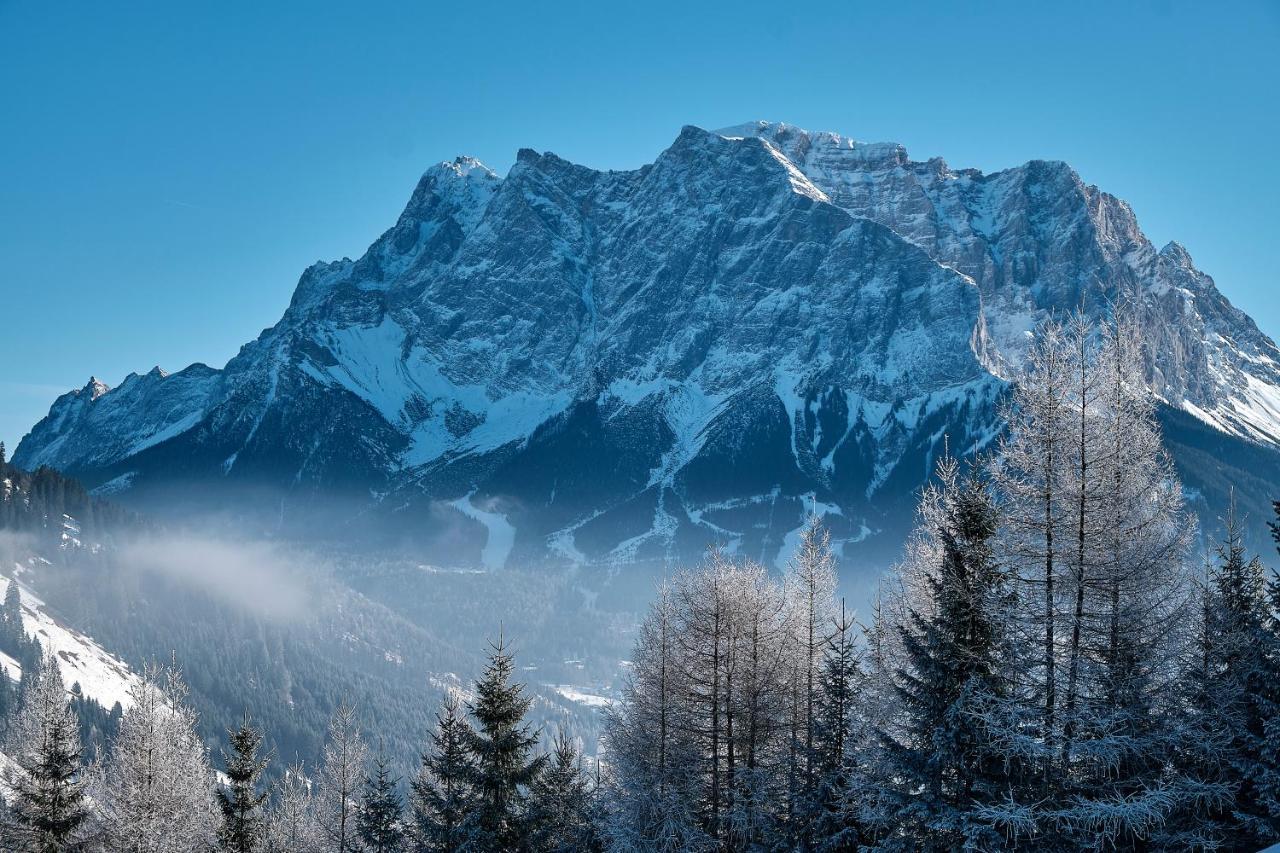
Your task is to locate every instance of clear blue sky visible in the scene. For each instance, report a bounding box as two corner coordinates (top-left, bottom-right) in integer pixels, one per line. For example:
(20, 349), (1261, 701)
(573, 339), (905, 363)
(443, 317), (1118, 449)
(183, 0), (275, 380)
(2, 0), (1277, 450)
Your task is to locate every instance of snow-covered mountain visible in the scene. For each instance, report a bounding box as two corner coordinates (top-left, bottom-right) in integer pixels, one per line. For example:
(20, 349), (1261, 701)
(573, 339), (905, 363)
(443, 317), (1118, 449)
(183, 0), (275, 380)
(16, 122), (1280, 574)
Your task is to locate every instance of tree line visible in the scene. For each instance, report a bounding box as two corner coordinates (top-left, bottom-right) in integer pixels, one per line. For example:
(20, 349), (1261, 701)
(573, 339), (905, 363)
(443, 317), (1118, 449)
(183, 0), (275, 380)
(1, 314), (1279, 851)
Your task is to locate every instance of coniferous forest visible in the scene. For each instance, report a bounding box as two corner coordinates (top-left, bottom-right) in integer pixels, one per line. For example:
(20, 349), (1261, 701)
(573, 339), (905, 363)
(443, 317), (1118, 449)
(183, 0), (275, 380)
(1, 317), (1279, 851)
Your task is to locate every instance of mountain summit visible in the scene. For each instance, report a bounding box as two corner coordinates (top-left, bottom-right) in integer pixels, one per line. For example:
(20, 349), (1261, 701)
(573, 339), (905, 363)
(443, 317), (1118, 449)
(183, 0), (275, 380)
(17, 123), (1280, 576)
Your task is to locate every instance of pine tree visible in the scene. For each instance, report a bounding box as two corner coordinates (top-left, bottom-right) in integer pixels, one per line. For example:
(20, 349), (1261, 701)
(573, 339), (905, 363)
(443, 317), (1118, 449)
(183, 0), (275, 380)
(409, 695), (474, 852)
(98, 662), (219, 852)
(357, 748), (404, 852)
(2, 577), (24, 646)
(316, 701), (368, 853)
(218, 714), (271, 852)
(874, 459), (1021, 851)
(526, 732), (603, 853)
(807, 601), (864, 850)
(1, 652), (91, 852)
(465, 635), (548, 851)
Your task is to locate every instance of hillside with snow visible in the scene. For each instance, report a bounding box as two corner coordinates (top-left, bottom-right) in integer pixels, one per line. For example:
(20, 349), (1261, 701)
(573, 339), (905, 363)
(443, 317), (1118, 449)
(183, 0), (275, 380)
(15, 122), (1280, 576)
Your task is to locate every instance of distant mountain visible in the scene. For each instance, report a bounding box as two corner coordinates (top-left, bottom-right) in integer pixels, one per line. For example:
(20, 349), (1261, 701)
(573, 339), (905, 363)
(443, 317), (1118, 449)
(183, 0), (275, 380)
(17, 122), (1280, 582)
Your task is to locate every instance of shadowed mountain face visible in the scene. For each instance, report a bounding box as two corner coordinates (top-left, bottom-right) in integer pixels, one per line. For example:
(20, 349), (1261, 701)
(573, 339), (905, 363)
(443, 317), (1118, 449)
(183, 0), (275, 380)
(16, 123), (1280, 581)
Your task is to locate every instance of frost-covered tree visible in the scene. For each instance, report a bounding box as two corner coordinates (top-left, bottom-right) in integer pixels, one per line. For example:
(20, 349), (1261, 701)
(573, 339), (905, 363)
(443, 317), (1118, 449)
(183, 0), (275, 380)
(316, 701), (368, 853)
(265, 760), (322, 853)
(217, 714), (271, 852)
(97, 663), (219, 853)
(873, 457), (1025, 850)
(783, 512), (838, 844)
(989, 318), (1072, 768)
(806, 601), (864, 850)
(356, 748), (404, 852)
(464, 635), (547, 850)
(602, 582), (708, 852)
(1, 652), (92, 852)
(1046, 316), (1196, 848)
(409, 695), (474, 852)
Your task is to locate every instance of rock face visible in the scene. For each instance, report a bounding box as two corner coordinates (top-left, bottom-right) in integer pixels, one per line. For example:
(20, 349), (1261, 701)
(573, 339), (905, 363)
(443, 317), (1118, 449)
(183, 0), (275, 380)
(16, 123), (1280, 576)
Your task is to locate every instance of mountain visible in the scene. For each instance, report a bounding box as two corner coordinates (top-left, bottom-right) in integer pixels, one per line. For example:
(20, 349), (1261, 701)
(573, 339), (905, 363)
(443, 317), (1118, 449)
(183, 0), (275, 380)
(16, 122), (1280, 587)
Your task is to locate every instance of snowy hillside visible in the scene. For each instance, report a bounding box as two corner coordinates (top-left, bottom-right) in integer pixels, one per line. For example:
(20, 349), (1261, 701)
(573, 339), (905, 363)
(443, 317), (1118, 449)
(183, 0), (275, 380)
(3, 563), (137, 710)
(15, 122), (1280, 573)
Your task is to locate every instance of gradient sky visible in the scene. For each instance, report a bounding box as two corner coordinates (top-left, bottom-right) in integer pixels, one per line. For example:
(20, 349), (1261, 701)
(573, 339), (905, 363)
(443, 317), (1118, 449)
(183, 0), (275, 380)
(1, 0), (1277, 449)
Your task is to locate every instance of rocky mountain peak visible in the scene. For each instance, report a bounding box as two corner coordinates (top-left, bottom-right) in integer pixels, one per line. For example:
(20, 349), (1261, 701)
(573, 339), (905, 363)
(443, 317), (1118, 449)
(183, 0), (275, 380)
(14, 122), (1280, 572)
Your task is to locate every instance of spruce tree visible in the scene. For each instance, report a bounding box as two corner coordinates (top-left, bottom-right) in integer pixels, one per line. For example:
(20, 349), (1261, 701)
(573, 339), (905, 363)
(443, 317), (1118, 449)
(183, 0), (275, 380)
(1, 653), (91, 852)
(875, 460), (1020, 850)
(526, 732), (603, 853)
(410, 695), (475, 852)
(465, 635), (547, 850)
(357, 748), (404, 852)
(807, 601), (864, 850)
(217, 713), (271, 852)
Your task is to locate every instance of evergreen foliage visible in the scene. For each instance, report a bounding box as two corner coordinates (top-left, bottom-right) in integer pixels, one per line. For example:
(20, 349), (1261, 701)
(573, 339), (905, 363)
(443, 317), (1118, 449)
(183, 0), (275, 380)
(409, 695), (474, 852)
(357, 748), (404, 852)
(218, 714), (272, 852)
(465, 635), (548, 850)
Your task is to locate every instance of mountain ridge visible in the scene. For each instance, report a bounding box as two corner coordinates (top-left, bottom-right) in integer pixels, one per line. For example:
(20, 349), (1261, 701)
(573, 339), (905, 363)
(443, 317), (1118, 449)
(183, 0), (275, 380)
(16, 122), (1280, 577)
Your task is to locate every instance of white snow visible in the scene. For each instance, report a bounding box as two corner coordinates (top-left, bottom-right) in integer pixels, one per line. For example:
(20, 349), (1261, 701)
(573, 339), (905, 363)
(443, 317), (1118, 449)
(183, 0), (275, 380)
(449, 492), (515, 570)
(1, 572), (138, 710)
(551, 685), (614, 708)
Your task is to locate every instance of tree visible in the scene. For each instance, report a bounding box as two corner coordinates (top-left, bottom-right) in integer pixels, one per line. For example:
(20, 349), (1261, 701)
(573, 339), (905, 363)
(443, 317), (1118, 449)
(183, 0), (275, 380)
(873, 457), (1023, 851)
(806, 601), (864, 850)
(526, 731), (602, 853)
(265, 760), (322, 853)
(989, 317), (1071, 773)
(464, 635), (547, 850)
(357, 748), (404, 852)
(409, 695), (474, 852)
(1, 652), (92, 852)
(97, 662), (219, 853)
(783, 512), (838, 845)
(316, 701), (368, 853)
(602, 582), (707, 852)
(218, 714), (271, 852)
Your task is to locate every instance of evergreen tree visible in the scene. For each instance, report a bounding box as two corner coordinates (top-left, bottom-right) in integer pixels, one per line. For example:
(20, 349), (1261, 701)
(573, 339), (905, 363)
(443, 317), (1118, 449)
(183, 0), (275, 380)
(806, 601), (864, 850)
(357, 748), (404, 852)
(874, 459), (1021, 851)
(217, 714), (271, 852)
(526, 732), (602, 853)
(2, 577), (24, 646)
(1, 652), (91, 852)
(464, 635), (547, 851)
(409, 695), (474, 852)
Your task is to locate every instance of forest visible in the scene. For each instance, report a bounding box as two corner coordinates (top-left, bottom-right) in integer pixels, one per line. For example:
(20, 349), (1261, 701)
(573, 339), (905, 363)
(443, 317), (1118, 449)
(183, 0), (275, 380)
(0, 315), (1278, 851)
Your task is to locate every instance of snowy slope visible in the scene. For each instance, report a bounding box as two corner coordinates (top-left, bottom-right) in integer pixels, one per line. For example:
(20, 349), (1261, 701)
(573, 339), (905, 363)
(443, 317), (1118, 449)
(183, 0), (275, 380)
(4, 564), (138, 710)
(14, 122), (1280, 572)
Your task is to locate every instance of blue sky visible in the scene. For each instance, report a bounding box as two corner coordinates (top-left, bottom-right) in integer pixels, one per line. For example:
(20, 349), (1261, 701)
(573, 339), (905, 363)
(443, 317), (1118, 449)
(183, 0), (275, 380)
(1, 0), (1277, 449)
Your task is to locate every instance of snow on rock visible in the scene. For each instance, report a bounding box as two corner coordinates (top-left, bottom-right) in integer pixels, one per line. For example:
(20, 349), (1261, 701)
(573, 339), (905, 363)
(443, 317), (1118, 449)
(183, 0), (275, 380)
(14, 120), (1280, 570)
(0, 572), (138, 711)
